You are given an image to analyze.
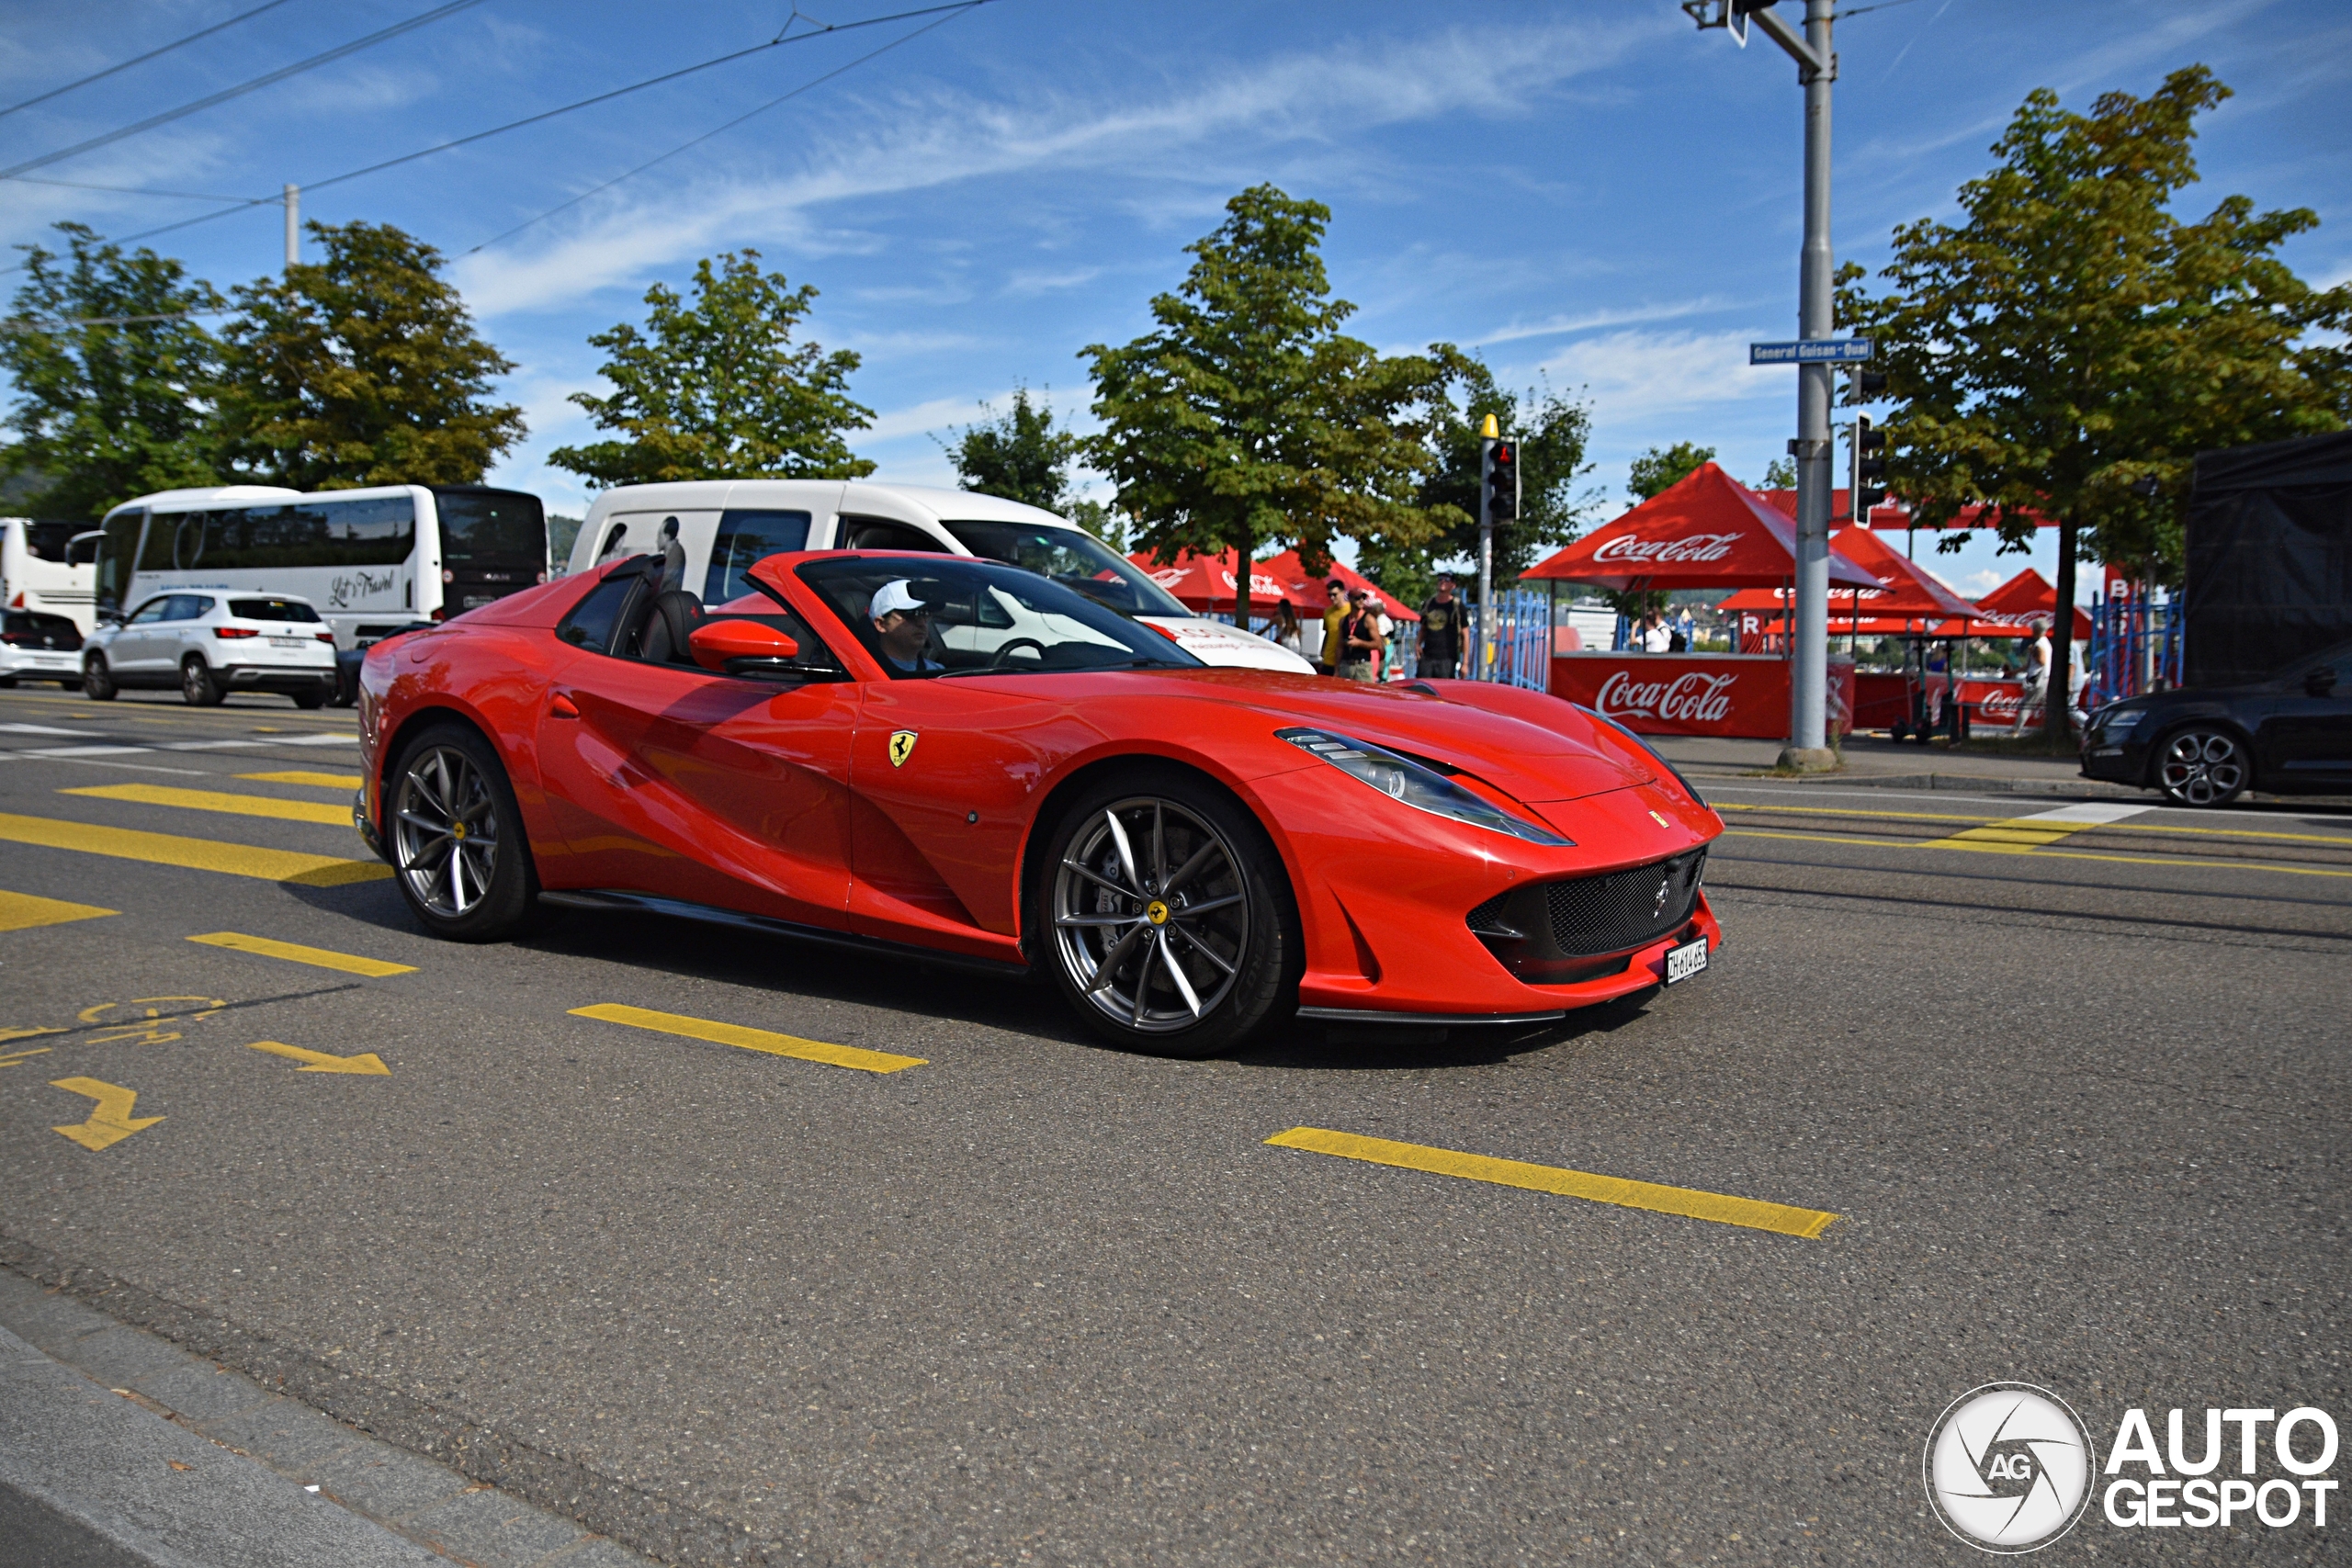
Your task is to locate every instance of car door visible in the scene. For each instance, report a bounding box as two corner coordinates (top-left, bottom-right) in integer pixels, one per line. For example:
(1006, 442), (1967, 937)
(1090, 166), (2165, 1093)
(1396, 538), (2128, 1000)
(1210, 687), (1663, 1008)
(109, 596), (175, 678)
(2261, 650), (2352, 786)
(534, 570), (859, 929)
(164, 595), (214, 674)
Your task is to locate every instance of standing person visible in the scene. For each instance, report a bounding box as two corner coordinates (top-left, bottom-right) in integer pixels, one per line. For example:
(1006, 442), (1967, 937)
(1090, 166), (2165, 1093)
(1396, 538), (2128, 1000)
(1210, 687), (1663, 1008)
(2010, 619), (2052, 736)
(1317, 579), (1349, 677)
(1371, 595), (1394, 680)
(1417, 575), (1464, 679)
(1641, 609), (1672, 653)
(1337, 590), (1381, 682)
(656, 516), (687, 593)
(1271, 598), (1303, 657)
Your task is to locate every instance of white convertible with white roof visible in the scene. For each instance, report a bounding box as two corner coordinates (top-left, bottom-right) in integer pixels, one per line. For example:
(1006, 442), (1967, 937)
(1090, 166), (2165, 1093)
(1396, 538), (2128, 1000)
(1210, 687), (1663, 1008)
(565, 480), (1313, 673)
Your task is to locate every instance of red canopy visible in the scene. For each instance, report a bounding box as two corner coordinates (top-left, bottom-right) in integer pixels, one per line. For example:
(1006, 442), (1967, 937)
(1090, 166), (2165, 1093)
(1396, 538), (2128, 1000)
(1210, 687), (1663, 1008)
(1941, 567), (2093, 641)
(1718, 526), (1980, 618)
(1523, 462), (1879, 591)
(1755, 491), (2059, 534)
(1130, 549), (1316, 613)
(1257, 548), (1419, 622)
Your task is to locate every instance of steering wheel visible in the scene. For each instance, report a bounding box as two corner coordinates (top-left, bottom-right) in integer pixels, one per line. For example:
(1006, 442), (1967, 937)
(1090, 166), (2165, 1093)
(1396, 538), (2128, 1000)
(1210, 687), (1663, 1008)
(989, 637), (1048, 670)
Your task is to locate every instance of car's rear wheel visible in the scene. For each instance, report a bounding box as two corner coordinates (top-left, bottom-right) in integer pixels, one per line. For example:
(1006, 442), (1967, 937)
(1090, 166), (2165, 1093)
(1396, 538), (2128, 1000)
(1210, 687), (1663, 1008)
(388, 726), (537, 941)
(289, 685), (326, 710)
(181, 656), (224, 706)
(1039, 772), (1295, 1058)
(82, 656), (115, 701)
(2155, 726), (2249, 807)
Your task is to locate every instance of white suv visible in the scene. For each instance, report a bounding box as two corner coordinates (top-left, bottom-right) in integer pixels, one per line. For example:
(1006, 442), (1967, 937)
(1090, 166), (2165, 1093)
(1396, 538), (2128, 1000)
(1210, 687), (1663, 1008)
(82, 592), (337, 707)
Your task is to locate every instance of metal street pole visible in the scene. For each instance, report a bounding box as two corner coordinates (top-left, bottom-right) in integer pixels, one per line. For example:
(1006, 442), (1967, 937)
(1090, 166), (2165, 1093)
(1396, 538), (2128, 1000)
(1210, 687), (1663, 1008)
(1478, 412), (1498, 680)
(1690, 0), (1838, 764)
(283, 184), (300, 272)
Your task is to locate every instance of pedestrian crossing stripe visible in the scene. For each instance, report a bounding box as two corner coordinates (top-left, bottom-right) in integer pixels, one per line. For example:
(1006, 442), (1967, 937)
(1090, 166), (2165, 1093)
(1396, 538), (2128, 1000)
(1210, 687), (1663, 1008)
(61, 783), (349, 827)
(0, 813), (387, 886)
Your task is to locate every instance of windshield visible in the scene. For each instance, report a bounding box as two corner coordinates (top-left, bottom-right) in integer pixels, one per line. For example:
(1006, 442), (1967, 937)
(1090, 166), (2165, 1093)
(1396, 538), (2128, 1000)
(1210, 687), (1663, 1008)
(797, 556), (1204, 680)
(433, 488), (547, 570)
(940, 519), (1193, 619)
(229, 598), (322, 623)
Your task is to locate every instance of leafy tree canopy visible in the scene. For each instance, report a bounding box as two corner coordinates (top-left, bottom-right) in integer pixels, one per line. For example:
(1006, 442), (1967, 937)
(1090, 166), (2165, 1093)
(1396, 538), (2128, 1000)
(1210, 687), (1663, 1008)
(1080, 185), (1451, 623)
(551, 250), (872, 488)
(943, 385), (1085, 512)
(1358, 355), (1593, 606)
(220, 220), (522, 491)
(1840, 65), (2349, 585)
(1, 222), (224, 519)
(1628, 442), (1716, 502)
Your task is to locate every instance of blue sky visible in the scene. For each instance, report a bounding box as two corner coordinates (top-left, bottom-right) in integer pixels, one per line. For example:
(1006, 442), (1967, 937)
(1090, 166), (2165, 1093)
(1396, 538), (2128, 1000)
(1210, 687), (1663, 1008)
(4, 0), (2347, 599)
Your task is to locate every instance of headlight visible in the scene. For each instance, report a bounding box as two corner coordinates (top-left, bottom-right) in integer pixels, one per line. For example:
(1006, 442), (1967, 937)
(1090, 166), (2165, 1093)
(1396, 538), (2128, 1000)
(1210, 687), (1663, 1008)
(1278, 728), (1572, 846)
(2101, 708), (2146, 735)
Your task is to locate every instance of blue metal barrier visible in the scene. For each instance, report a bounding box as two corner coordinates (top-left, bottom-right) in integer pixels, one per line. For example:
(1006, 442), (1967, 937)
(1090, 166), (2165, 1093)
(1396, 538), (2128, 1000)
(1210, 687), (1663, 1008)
(2085, 593), (2182, 709)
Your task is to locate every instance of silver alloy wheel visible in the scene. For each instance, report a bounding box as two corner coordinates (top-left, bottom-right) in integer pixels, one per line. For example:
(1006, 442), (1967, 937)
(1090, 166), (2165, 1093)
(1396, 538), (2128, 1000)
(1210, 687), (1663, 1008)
(1052, 795), (1249, 1034)
(2158, 728), (2246, 806)
(393, 744), (501, 918)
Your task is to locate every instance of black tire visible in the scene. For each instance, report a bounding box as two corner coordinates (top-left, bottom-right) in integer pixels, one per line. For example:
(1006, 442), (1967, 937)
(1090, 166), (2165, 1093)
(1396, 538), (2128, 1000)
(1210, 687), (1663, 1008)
(290, 686), (327, 710)
(1033, 768), (1297, 1058)
(0, 676), (14, 689)
(181, 656), (224, 706)
(2154, 725), (2250, 808)
(386, 723), (539, 941)
(82, 656), (116, 701)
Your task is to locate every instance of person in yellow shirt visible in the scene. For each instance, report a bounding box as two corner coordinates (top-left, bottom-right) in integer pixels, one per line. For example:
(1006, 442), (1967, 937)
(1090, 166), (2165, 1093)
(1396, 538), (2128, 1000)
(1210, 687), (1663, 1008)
(1317, 579), (1348, 676)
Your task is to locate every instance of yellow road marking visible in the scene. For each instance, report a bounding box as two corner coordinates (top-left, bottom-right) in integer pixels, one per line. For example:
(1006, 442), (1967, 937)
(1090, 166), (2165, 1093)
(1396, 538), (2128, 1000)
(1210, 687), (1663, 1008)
(188, 931), (414, 977)
(571, 1002), (926, 1075)
(50, 1077), (163, 1151)
(0, 812), (388, 886)
(1716, 802), (2003, 825)
(1721, 828), (2352, 878)
(246, 1040), (390, 1075)
(236, 771), (362, 790)
(1717, 799), (2352, 848)
(2, 1044), (58, 1068)
(62, 783), (348, 826)
(0, 890), (117, 932)
(1266, 1127), (1838, 1239)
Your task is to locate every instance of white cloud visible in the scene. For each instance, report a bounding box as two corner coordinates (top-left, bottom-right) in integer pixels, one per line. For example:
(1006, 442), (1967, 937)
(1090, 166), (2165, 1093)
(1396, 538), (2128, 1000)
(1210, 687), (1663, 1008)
(1533, 327), (1783, 423)
(861, 391), (1008, 444)
(451, 14), (1656, 318)
(1477, 297), (1752, 346)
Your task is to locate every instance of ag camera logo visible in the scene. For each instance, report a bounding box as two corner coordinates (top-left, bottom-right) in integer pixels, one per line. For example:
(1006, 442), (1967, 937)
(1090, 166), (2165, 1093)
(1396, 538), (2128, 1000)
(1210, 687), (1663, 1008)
(1923, 1382), (2096, 1552)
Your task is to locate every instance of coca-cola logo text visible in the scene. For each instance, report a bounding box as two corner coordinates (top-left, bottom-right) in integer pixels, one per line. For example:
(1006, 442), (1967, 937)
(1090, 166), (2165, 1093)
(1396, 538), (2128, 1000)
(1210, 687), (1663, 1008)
(1596, 669), (1737, 724)
(1590, 532), (1742, 565)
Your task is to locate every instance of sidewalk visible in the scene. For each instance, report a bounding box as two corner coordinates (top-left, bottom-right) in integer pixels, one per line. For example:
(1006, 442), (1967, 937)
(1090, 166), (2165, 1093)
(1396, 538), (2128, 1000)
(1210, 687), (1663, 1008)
(0, 1267), (649, 1568)
(1647, 732), (2151, 798)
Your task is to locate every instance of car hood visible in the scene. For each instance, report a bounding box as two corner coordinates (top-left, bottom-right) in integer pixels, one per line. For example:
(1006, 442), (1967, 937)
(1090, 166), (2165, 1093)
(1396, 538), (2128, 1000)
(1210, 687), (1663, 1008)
(1136, 615), (1317, 673)
(983, 667), (1655, 804)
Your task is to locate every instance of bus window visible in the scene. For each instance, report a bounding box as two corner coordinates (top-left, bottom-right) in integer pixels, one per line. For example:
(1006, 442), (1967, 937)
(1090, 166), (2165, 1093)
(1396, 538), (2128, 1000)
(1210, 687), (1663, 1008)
(433, 489), (546, 569)
(96, 510), (144, 611)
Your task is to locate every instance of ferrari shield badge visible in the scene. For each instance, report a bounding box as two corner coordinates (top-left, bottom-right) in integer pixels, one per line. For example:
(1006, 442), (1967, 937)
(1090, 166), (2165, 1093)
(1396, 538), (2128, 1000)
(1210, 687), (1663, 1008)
(888, 730), (919, 768)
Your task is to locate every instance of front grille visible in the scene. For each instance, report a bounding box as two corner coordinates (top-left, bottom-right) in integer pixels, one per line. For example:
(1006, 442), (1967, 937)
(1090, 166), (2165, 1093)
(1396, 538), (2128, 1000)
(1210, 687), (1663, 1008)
(1544, 851), (1705, 955)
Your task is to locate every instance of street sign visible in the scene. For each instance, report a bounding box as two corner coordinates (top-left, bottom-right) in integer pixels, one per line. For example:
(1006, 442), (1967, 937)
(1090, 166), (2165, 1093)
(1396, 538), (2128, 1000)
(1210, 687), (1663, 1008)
(1750, 338), (1874, 365)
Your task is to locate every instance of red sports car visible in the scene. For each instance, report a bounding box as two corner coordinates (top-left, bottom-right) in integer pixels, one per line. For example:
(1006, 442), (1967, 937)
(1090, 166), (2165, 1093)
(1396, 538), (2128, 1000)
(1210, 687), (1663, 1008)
(355, 550), (1724, 1055)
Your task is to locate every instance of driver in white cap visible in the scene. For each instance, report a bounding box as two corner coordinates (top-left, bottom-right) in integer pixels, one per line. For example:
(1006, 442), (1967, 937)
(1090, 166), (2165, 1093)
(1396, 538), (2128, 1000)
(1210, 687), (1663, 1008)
(870, 580), (943, 673)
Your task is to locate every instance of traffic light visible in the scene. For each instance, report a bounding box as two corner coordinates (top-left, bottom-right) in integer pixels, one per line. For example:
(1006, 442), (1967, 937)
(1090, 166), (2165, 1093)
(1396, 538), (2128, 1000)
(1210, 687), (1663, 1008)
(1852, 416), (1888, 513)
(1848, 367), (1887, 401)
(1484, 440), (1520, 525)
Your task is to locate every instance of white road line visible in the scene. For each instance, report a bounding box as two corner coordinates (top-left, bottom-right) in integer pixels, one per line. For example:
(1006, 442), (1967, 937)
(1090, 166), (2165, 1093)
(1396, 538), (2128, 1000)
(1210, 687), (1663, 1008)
(161, 739), (267, 750)
(26, 745), (151, 757)
(0, 723), (93, 736)
(2011, 801), (2156, 825)
(274, 733), (357, 746)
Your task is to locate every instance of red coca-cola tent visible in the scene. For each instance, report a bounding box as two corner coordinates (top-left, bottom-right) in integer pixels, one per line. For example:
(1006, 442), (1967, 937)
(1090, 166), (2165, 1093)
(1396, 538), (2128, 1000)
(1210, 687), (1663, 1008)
(1129, 549), (1316, 614)
(1953, 567), (2093, 642)
(1719, 525), (1980, 620)
(1522, 462), (1878, 592)
(1258, 549), (1419, 622)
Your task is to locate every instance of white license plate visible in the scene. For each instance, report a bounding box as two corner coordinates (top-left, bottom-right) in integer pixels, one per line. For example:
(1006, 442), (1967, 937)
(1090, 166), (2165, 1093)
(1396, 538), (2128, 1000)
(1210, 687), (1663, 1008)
(1664, 937), (1709, 986)
(269, 636), (306, 648)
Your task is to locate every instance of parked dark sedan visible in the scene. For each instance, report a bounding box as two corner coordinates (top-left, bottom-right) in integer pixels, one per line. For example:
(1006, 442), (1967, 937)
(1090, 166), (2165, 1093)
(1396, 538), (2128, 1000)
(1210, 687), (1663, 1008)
(2081, 638), (2352, 806)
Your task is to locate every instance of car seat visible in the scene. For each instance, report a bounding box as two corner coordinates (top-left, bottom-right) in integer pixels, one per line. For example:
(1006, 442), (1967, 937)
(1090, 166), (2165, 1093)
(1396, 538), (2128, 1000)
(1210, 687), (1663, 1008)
(636, 589), (706, 665)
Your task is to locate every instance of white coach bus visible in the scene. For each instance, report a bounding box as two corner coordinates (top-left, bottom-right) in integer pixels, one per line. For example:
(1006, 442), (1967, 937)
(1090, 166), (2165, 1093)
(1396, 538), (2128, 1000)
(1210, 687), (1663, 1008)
(2, 516), (100, 634)
(95, 483), (548, 646)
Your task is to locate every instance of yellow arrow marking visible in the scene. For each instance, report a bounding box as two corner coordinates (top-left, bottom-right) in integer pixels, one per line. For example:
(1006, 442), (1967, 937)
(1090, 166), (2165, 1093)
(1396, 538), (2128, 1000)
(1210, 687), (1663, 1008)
(51, 1077), (164, 1150)
(245, 1040), (390, 1076)
(0, 890), (118, 932)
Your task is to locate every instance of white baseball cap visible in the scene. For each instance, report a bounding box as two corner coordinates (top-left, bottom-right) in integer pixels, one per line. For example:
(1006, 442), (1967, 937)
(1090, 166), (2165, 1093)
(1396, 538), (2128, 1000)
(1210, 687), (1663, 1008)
(870, 579), (932, 619)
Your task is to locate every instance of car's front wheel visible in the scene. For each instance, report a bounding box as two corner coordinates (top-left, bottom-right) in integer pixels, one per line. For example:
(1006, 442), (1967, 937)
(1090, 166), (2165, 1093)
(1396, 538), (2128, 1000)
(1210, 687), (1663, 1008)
(388, 725), (538, 941)
(2155, 726), (2250, 807)
(1037, 771), (1296, 1057)
(83, 656), (116, 701)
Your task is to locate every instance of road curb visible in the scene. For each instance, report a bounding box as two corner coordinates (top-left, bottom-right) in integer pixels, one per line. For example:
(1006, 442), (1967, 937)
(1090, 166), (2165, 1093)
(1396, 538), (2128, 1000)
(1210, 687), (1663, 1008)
(0, 1258), (661, 1568)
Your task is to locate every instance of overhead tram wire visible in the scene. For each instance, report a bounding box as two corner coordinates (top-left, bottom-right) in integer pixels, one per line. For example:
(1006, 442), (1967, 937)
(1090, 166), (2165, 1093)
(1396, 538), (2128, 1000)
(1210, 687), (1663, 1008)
(7, 1), (997, 262)
(465, 3), (987, 257)
(8, 174), (258, 203)
(0, 0), (490, 181)
(0, 0), (300, 121)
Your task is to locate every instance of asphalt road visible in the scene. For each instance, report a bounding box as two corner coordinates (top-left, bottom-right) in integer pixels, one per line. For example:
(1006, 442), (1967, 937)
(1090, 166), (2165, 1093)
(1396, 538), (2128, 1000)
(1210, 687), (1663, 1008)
(1, 682), (2346, 1566)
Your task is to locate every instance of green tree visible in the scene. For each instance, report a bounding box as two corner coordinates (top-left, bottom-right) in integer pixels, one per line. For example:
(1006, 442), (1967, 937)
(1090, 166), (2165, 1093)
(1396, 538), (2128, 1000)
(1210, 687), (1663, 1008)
(943, 385), (1084, 511)
(1758, 456), (1796, 490)
(1628, 441), (1716, 502)
(1080, 185), (1451, 630)
(551, 250), (872, 487)
(1357, 355), (1593, 607)
(1840, 66), (2349, 743)
(219, 220), (522, 490)
(0, 222), (223, 519)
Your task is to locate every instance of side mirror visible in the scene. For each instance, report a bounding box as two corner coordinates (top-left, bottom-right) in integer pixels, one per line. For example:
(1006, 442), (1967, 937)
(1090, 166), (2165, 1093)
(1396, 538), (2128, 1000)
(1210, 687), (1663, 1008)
(689, 618), (801, 674)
